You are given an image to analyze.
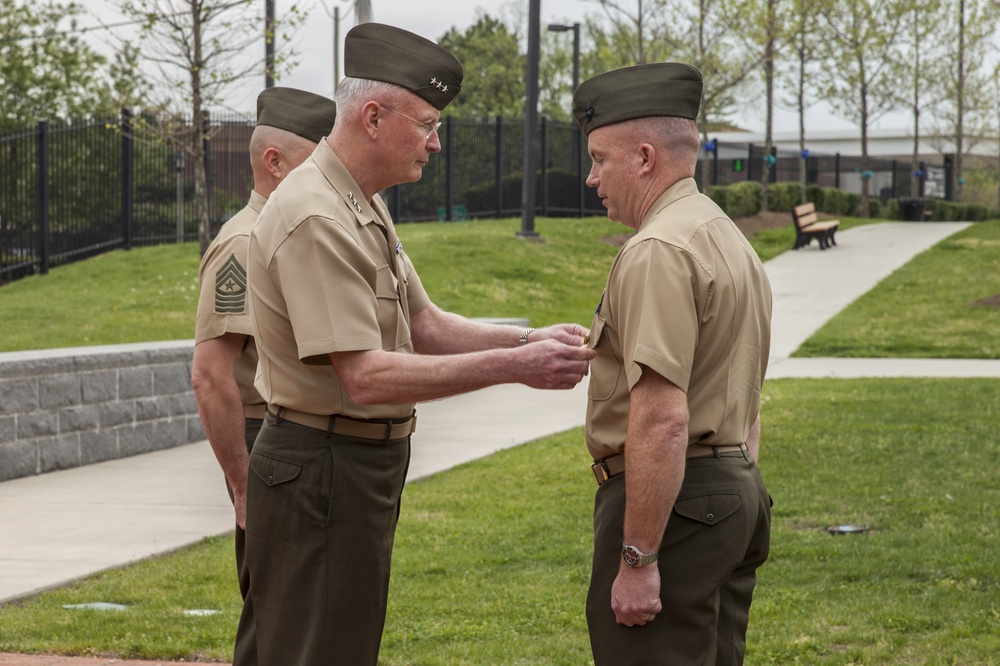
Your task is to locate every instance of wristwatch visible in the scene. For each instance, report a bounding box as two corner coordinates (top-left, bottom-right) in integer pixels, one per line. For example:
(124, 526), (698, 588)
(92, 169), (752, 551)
(519, 327), (535, 344)
(622, 544), (659, 568)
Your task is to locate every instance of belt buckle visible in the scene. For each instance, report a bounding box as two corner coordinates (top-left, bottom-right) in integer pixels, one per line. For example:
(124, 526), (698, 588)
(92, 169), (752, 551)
(591, 460), (612, 486)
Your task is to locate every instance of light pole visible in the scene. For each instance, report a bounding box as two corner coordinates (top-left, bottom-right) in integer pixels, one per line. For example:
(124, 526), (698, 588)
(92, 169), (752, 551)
(547, 22), (580, 93)
(518, 0), (541, 238)
(548, 22), (583, 215)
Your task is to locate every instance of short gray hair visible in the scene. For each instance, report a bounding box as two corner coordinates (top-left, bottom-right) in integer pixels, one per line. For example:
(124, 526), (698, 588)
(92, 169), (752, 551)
(334, 77), (407, 118)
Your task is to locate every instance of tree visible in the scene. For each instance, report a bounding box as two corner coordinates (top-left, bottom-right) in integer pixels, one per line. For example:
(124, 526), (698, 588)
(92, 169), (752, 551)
(892, 0), (947, 199)
(0, 0), (140, 132)
(929, 0), (999, 202)
(109, 0), (301, 255)
(779, 0), (824, 203)
(816, 0), (909, 217)
(438, 15), (525, 118)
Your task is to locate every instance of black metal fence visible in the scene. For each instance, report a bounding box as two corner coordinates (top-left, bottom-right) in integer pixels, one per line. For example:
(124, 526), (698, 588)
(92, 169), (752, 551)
(1, 110), (949, 284)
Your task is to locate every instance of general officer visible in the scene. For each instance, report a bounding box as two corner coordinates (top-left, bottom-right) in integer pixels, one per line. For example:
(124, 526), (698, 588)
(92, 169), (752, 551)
(241, 23), (594, 665)
(191, 86), (336, 664)
(574, 63), (773, 665)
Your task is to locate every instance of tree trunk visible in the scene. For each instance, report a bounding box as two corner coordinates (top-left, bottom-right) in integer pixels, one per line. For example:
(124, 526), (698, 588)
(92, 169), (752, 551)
(910, 7), (920, 198)
(760, 0), (776, 213)
(955, 0), (965, 202)
(798, 26), (807, 204)
(191, 1), (211, 256)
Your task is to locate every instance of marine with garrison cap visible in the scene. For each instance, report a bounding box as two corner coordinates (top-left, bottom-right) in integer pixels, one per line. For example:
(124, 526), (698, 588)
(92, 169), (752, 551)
(573, 62), (773, 665)
(192, 86), (336, 666)
(241, 23), (594, 665)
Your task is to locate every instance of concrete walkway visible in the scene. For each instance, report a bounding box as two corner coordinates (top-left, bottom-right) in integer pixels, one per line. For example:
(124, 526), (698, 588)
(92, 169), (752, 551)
(2, 220), (997, 665)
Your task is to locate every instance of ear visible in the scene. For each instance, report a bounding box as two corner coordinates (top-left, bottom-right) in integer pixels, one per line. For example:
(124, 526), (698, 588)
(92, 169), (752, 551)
(261, 146), (283, 179)
(361, 101), (381, 140)
(638, 143), (656, 175)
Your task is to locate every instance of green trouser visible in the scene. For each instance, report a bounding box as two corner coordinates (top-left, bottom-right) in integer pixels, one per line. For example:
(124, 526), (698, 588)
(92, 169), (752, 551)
(587, 450), (771, 666)
(231, 417), (262, 666)
(235, 413), (410, 666)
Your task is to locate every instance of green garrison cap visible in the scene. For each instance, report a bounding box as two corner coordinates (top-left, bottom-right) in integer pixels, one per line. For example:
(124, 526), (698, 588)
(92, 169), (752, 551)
(572, 63), (702, 135)
(344, 23), (463, 110)
(256, 87), (337, 143)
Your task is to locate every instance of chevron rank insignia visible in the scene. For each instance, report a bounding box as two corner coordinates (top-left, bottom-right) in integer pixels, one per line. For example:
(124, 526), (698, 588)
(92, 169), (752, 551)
(214, 254), (247, 314)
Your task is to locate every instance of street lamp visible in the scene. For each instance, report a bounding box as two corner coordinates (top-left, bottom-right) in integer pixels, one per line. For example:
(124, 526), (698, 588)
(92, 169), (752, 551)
(518, 0), (542, 238)
(547, 22), (580, 93)
(548, 22), (583, 216)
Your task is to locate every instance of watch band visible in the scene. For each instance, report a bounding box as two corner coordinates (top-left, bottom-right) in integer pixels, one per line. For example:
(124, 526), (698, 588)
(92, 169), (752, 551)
(519, 327), (535, 345)
(622, 544), (659, 567)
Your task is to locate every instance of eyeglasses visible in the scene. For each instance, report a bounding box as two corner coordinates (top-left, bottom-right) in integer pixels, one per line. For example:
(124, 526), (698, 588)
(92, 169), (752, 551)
(380, 104), (442, 140)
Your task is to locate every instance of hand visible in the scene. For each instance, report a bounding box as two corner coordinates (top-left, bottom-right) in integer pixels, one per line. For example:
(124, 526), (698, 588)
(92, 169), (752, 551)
(531, 323), (590, 347)
(611, 562), (662, 626)
(519, 339), (595, 390)
(232, 486), (247, 530)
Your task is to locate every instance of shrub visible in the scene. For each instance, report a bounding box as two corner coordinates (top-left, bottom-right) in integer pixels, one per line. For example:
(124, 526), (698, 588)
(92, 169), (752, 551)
(707, 186), (729, 212)
(766, 183), (802, 211)
(727, 181), (762, 218)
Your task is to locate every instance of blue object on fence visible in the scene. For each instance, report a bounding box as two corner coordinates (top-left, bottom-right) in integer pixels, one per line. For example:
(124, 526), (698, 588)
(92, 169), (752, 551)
(958, 177), (966, 186)
(800, 149), (809, 159)
(913, 169), (923, 178)
(764, 154), (777, 168)
(703, 138), (717, 152)
(862, 170), (874, 180)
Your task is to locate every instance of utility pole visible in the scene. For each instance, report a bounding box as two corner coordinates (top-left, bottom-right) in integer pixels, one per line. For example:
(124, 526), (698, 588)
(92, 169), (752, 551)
(265, 0), (275, 88)
(518, 0), (541, 239)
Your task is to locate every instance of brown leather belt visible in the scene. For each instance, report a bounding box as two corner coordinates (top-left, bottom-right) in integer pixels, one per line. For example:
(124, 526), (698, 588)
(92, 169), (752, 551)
(244, 404), (266, 420)
(591, 443), (748, 486)
(267, 405), (416, 442)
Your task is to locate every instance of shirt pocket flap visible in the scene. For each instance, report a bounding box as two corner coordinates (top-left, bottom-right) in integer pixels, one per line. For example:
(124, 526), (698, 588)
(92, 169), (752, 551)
(250, 452), (302, 487)
(673, 493), (741, 526)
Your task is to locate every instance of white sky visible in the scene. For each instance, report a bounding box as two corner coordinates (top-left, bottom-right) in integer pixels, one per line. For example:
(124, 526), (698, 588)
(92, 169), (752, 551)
(78, 0), (895, 133)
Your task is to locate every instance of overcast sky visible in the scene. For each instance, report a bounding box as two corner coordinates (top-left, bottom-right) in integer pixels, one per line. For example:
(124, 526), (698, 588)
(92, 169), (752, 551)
(81, 0), (891, 133)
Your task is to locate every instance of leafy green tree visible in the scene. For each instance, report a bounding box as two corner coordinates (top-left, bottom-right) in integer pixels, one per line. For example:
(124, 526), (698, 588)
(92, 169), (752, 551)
(0, 0), (139, 132)
(439, 15), (525, 118)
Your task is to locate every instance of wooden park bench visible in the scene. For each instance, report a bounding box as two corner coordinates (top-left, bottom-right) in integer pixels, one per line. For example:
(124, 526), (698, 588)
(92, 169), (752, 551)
(791, 202), (839, 250)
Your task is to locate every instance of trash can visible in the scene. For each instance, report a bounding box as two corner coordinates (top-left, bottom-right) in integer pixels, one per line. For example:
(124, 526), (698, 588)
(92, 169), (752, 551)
(899, 197), (926, 221)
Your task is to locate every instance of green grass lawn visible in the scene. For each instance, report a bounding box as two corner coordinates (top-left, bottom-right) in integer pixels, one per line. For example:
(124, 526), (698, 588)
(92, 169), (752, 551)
(2, 215), (999, 663)
(796, 220), (1000, 358)
(0, 378), (997, 664)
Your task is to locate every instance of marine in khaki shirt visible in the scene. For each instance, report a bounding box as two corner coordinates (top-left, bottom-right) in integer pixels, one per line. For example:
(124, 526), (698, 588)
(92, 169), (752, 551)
(191, 86), (337, 666)
(573, 63), (773, 666)
(239, 23), (593, 666)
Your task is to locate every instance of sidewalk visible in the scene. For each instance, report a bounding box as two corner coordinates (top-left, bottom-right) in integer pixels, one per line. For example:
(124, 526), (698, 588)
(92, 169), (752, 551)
(2, 220), (995, 665)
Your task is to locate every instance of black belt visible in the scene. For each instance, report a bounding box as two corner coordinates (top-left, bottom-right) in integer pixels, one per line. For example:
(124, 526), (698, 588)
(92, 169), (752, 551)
(591, 443), (748, 486)
(268, 406), (416, 442)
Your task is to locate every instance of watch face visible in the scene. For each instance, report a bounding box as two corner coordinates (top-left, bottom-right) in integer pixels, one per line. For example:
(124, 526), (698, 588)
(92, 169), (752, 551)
(622, 545), (641, 567)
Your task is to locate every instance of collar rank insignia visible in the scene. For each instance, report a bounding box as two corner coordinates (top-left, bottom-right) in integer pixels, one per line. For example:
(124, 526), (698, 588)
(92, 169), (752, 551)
(395, 240), (402, 255)
(347, 191), (363, 213)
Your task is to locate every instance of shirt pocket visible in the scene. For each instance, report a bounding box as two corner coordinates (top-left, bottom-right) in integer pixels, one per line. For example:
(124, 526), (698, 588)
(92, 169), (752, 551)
(587, 315), (622, 401)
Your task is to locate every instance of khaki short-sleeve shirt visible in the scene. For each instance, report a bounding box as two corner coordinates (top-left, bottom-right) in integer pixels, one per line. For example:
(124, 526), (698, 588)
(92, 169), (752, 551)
(585, 178), (772, 460)
(194, 192), (266, 408)
(248, 141), (431, 419)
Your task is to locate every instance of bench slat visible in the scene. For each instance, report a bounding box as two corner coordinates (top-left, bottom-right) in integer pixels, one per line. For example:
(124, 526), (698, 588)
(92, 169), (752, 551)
(796, 212), (819, 227)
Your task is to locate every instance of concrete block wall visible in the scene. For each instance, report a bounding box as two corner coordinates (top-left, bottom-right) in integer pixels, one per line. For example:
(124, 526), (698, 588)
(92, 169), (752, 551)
(0, 341), (204, 482)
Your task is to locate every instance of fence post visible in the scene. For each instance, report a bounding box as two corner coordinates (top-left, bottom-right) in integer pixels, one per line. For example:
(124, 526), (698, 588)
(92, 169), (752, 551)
(712, 143), (718, 186)
(576, 121), (584, 217)
(919, 161), (926, 197)
(391, 185), (401, 221)
(495, 116), (503, 217)
(445, 116), (454, 221)
(204, 111), (212, 233)
(746, 143), (754, 182)
(540, 116), (549, 217)
(121, 108), (134, 250)
(890, 159), (897, 199)
(835, 153), (841, 189)
(37, 120), (49, 276)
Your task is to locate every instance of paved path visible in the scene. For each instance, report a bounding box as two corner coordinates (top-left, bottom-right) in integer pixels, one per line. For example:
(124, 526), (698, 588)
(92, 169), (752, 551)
(3, 221), (997, 665)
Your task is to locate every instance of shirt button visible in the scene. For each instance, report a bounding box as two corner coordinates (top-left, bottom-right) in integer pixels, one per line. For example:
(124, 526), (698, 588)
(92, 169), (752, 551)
(267, 474), (274, 485)
(706, 513), (715, 522)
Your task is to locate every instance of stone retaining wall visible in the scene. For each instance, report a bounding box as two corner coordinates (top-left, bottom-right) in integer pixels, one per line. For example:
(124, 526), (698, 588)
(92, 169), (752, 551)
(0, 341), (203, 482)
